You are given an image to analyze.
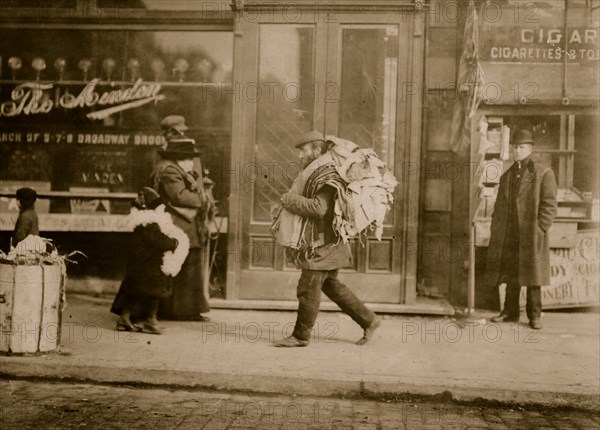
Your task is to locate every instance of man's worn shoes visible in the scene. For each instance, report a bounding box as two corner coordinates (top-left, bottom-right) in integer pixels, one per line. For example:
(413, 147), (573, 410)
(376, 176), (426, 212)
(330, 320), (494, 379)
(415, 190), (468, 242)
(529, 319), (542, 330)
(356, 316), (381, 345)
(490, 313), (519, 323)
(275, 335), (309, 347)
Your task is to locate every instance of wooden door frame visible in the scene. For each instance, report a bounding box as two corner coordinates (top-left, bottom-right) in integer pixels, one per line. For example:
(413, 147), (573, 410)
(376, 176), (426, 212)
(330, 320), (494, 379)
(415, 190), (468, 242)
(227, 9), (424, 303)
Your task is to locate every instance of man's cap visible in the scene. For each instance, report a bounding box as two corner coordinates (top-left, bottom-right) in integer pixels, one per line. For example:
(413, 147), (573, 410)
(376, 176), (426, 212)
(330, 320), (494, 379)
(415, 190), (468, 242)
(160, 115), (188, 133)
(16, 187), (37, 205)
(511, 129), (535, 145)
(295, 130), (325, 149)
(158, 136), (201, 159)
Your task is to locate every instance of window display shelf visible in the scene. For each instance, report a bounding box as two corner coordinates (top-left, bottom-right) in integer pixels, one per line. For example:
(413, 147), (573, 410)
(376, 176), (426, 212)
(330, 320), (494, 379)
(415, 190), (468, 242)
(0, 191), (136, 200)
(0, 79), (231, 87)
(0, 212), (228, 233)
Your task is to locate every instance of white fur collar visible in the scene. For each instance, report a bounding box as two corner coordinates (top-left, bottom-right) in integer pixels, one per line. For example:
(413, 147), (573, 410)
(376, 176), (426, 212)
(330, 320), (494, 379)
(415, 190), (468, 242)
(129, 205), (189, 277)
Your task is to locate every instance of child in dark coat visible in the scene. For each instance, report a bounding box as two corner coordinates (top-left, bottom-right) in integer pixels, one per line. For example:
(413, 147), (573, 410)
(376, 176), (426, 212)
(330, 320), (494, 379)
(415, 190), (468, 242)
(110, 187), (189, 334)
(12, 187), (40, 248)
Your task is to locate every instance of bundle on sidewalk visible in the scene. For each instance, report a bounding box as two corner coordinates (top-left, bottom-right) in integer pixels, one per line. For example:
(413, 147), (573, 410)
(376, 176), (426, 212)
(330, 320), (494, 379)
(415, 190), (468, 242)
(0, 235), (81, 354)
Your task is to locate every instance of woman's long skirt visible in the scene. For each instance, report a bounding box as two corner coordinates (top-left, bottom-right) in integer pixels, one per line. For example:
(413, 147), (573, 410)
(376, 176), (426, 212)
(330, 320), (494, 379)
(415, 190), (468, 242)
(158, 248), (209, 320)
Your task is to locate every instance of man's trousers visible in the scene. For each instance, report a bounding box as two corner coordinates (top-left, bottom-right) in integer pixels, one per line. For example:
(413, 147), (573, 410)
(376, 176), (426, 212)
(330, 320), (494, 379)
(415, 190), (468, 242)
(500, 232), (542, 321)
(292, 269), (375, 341)
(503, 283), (542, 321)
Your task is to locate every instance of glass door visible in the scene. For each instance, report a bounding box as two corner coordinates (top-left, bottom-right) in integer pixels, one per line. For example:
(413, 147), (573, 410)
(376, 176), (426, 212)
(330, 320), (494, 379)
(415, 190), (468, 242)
(229, 10), (423, 304)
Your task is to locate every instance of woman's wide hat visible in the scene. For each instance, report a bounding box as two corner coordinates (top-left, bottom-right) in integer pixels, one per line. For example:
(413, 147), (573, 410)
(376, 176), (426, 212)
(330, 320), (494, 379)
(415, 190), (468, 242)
(158, 136), (201, 159)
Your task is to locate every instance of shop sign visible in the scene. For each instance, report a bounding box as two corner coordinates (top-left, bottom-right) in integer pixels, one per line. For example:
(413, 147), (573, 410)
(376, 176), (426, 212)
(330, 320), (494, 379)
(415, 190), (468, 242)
(499, 230), (599, 309)
(0, 79), (164, 119)
(69, 187), (110, 215)
(0, 130), (165, 146)
(543, 230), (599, 308)
(481, 27), (599, 63)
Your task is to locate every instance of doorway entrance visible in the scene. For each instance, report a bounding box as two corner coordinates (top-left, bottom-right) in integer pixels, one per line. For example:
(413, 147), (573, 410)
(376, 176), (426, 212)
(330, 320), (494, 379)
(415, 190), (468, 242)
(227, 10), (424, 304)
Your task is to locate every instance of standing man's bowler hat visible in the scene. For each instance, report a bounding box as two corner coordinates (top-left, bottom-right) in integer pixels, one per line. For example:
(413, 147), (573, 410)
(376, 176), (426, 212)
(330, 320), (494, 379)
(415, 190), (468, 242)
(512, 129), (535, 145)
(295, 130), (325, 149)
(158, 136), (201, 159)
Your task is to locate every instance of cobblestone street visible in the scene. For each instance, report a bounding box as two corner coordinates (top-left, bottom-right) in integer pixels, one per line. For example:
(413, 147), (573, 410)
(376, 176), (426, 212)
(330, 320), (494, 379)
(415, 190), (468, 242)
(0, 380), (598, 429)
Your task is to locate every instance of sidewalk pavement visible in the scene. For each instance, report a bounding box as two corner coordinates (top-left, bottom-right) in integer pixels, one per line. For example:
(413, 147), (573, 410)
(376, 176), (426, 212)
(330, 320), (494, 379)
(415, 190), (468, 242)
(1, 294), (599, 410)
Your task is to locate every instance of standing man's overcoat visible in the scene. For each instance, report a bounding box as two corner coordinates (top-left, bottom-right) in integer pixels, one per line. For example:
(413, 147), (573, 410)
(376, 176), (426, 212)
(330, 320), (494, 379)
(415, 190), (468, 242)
(486, 159), (557, 287)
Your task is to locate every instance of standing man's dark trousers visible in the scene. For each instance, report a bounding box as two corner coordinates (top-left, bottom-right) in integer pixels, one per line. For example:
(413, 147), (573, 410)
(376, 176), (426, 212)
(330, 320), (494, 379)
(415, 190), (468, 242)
(293, 269), (376, 342)
(500, 235), (542, 322)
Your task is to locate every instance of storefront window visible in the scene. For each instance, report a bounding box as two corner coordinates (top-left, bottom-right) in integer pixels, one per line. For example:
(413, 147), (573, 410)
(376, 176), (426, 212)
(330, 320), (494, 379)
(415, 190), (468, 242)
(0, 29), (233, 215)
(253, 24), (315, 222)
(0, 0), (76, 7)
(97, 0), (230, 10)
(574, 114), (600, 199)
(478, 113), (598, 223)
(339, 26), (398, 169)
(500, 115), (562, 176)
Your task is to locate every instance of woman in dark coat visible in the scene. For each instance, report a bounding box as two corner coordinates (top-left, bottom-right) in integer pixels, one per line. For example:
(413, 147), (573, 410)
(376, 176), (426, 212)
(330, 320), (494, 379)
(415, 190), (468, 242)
(151, 132), (213, 321)
(111, 187), (189, 334)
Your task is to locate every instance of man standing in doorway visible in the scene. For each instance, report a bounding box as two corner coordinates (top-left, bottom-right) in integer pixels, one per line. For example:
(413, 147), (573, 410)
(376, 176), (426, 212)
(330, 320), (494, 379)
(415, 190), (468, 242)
(487, 129), (557, 330)
(274, 131), (380, 347)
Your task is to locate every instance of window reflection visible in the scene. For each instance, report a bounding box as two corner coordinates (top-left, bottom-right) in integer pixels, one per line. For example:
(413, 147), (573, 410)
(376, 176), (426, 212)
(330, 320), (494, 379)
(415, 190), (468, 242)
(0, 29), (233, 214)
(503, 115), (561, 179)
(97, 0), (231, 10)
(574, 115), (599, 199)
(339, 26), (398, 169)
(253, 25), (315, 222)
(0, 0), (75, 7)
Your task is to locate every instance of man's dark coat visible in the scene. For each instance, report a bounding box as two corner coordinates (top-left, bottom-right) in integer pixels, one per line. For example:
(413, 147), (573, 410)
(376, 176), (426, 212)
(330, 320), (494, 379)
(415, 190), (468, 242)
(486, 159), (557, 286)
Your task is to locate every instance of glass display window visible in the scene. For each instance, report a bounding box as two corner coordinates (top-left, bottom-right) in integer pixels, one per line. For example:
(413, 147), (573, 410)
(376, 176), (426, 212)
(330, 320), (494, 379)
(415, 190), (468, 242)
(0, 28), (233, 215)
(476, 112), (599, 223)
(97, 0), (231, 10)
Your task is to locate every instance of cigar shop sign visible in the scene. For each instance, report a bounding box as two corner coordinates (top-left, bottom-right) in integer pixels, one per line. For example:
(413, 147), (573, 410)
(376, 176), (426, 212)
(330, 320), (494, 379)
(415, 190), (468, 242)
(542, 230), (599, 309)
(504, 230), (600, 309)
(0, 78), (164, 119)
(481, 27), (599, 63)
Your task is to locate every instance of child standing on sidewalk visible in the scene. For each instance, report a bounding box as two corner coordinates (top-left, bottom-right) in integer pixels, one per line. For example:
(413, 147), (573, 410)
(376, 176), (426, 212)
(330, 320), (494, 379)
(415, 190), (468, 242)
(12, 187), (39, 248)
(110, 187), (189, 334)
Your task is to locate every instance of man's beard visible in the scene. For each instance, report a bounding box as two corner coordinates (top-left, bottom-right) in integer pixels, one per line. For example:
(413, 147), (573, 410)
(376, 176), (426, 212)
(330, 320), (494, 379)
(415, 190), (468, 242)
(301, 157), (315, 169)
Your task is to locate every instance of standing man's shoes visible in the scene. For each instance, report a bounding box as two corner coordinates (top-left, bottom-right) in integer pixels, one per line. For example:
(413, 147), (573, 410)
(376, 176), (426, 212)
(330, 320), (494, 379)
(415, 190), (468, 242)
(529, 319), (542, 330)
(356, 316), (381, 345)
(490, 313), (519, 323)
(275, 335), (309, 347)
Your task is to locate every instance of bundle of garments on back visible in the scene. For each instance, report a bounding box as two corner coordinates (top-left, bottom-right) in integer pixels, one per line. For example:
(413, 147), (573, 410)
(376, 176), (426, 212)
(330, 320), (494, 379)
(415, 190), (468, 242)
(271, 136), (398, 252)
